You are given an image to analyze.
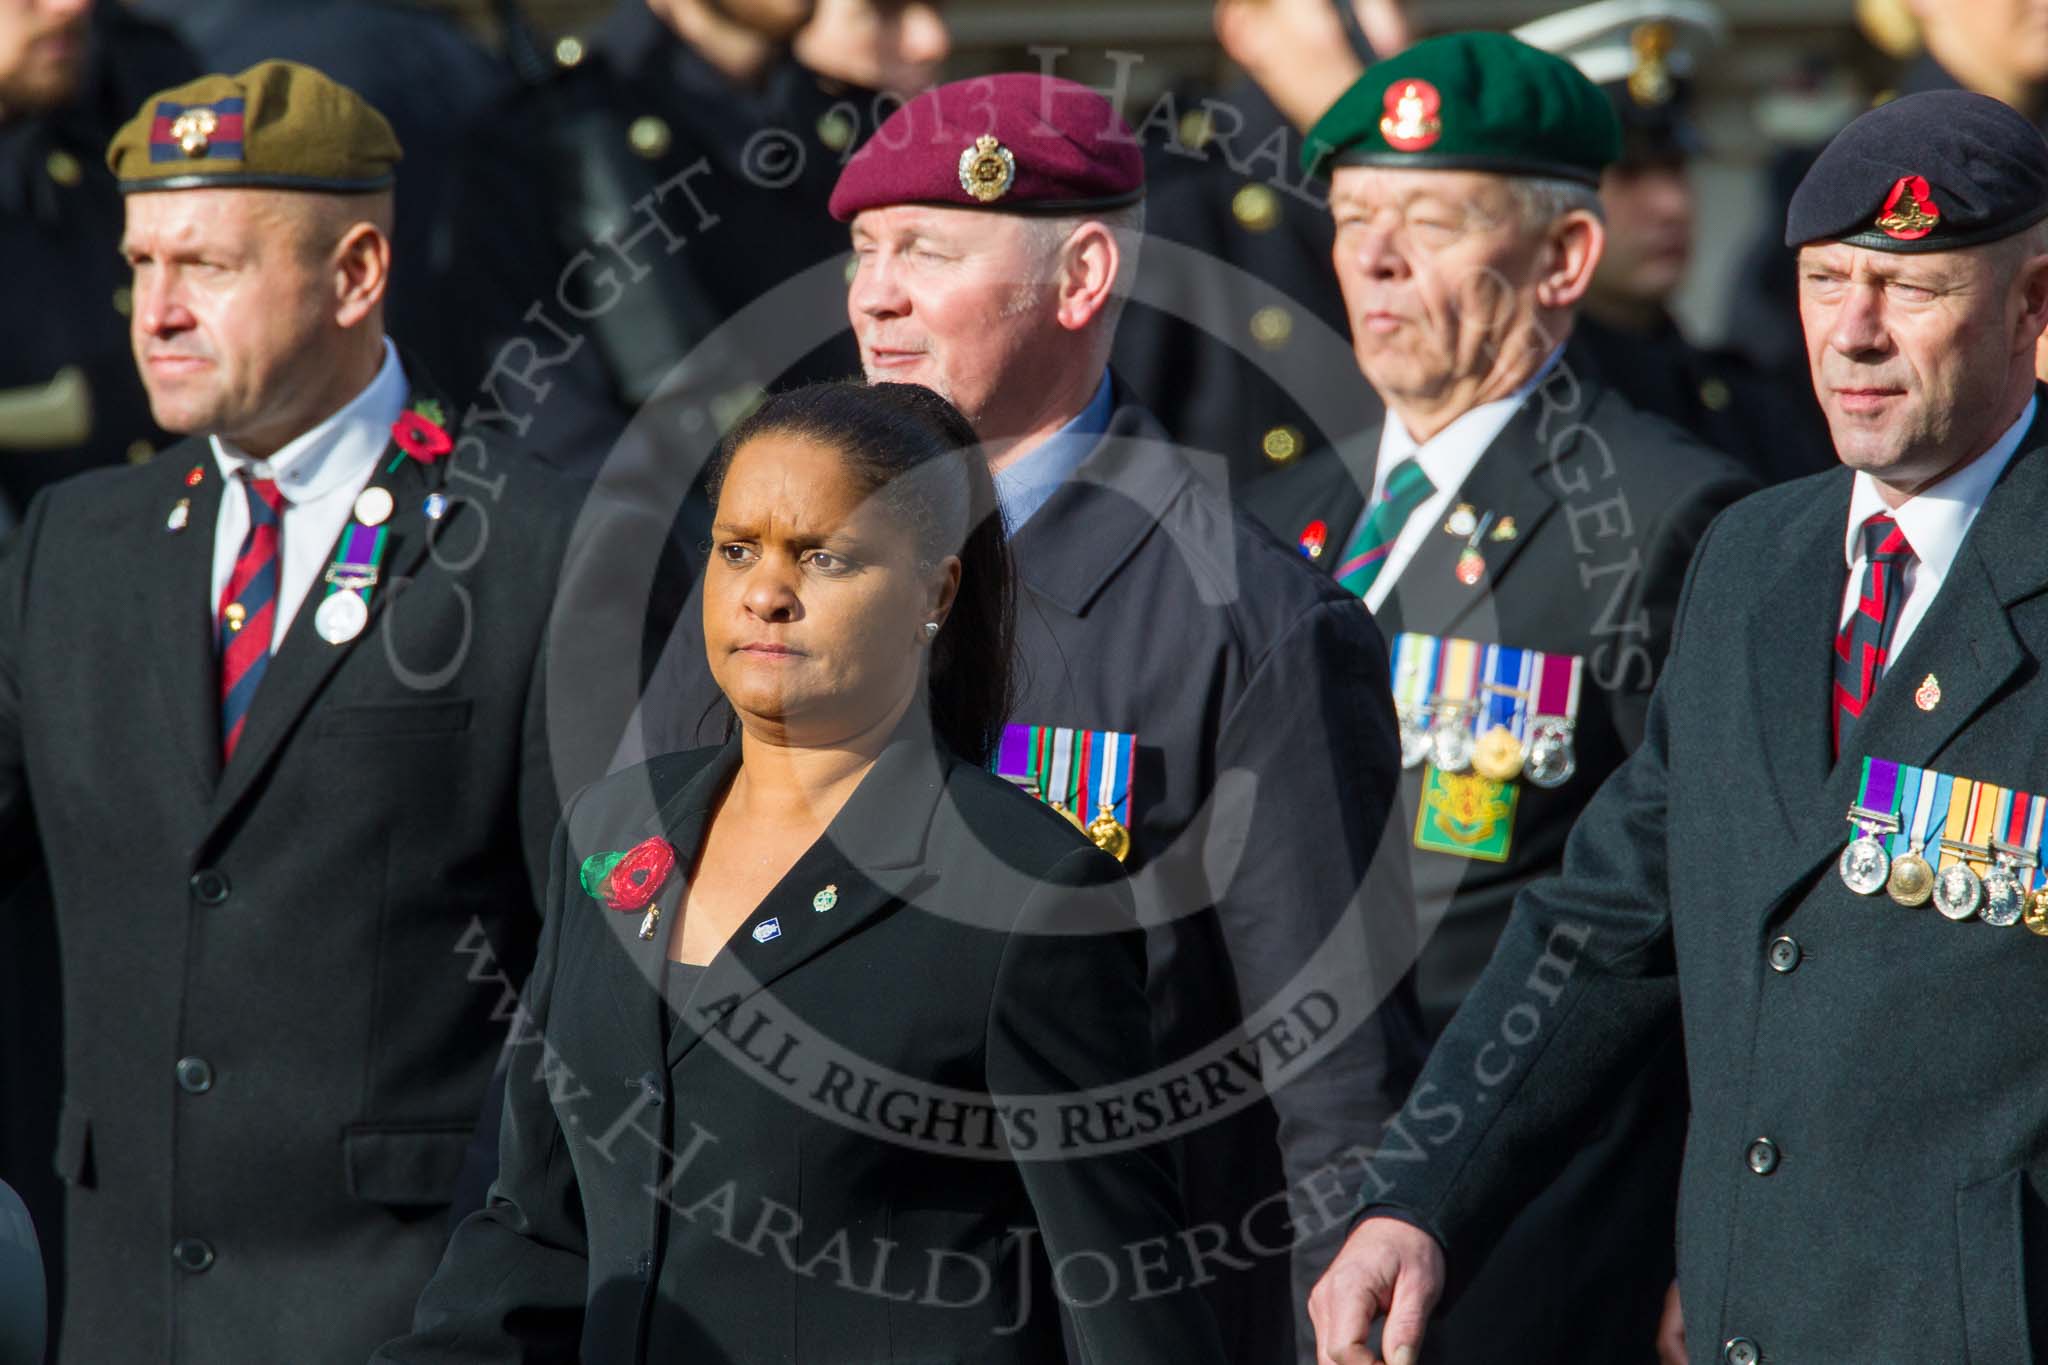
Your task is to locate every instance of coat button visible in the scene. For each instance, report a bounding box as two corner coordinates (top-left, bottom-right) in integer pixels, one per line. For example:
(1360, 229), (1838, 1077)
(639, 1071), (664, 1105)
(1746, 1137), (1780, 1176)
(1724, 1337), (1760, 1365)
(633, 1249), (654, 1279)
(171, 1237), (215, 1272)
(175, 1057), (214, 1094)
(190, 869), (230, 905)
(1767, 936), (1802, 973)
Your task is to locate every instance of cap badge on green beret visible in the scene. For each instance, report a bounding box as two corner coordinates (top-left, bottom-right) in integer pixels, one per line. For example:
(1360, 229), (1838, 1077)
(1381, 81), (1444, 152)
(154, 98), (244, 163)
(958, 134), (1017, 204)
(1876, 175), (1940, 241)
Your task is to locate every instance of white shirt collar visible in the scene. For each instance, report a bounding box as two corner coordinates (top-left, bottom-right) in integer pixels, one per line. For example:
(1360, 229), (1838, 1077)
(210, 338), (409, 501)
(1842, 394), (2038, 577)
(1376, 347), (1564, 499)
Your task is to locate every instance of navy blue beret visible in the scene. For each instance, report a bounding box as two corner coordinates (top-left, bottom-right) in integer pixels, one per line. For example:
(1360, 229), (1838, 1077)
(1785, 90), (2048, 253)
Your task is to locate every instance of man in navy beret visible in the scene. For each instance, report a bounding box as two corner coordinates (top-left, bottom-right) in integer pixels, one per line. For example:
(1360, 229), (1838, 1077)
(1310, 86), (2048, 1365)
(636, 71), (1426, 1365)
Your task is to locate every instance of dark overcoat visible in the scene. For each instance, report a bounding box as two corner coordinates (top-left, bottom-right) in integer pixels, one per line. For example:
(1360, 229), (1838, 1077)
(1248, 357), (1757, 1362)
(1368, 397), (2048, 1362)
(0, 394), (569, 1362)
(378, 731), (1229, 1364)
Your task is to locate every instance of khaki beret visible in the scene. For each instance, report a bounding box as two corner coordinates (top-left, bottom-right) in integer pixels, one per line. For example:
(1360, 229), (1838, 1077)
(106, 60), (401, 195)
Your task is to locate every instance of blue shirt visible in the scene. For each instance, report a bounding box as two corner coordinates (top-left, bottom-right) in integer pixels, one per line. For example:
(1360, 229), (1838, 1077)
(993, 372), (1114, 532)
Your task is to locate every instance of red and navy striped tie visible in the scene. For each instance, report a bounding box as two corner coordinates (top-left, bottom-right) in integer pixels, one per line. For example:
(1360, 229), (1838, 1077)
(1833, 512), (1914, 757)
(218, 473), (285, 762)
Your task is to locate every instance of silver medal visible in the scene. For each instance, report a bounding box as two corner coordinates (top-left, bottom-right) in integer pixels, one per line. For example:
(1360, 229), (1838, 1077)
(1524, 718), (1577, 789)
(1982, 862), (2027, 927)
(1398, 708), (1432, 769)
(1430, 711), (1474, 773)
(1838, 835), (1891, 896)
(314, 590), (368, 645)
(1933, 861), (1984, 921)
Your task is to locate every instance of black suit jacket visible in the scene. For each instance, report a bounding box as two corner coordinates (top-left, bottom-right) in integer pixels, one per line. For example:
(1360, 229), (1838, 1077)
(378, 729), (1228, 1364)
(627, 383), (1423, 1364)
(0, 389), (572, 1363)
(1371, 396), (2048, 1361)
(1247, 359), (1756, 1363)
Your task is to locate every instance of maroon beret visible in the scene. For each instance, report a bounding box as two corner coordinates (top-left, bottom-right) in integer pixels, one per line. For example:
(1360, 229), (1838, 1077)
(829, 73), (1144, 221)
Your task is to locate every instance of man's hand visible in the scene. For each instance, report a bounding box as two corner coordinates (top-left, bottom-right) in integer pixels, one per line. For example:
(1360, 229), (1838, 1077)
(1656, 1280), (1686, 1365)
(1306, 1215), (1445, 1365)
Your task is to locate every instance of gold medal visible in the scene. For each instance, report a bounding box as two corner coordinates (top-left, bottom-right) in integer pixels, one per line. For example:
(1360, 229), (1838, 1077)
(1887, 845), (1935, 907)
(1470, 725), (1525, 782)
(2025, 887), (2048, 936)
(1087, 805), (1132, 862)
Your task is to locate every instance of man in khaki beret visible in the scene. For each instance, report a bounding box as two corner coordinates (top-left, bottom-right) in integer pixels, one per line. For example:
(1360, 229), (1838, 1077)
(0, 60), (575, 1362)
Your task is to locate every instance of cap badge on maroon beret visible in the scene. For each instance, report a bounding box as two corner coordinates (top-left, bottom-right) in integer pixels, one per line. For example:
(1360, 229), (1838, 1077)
(1876, 175), (1941, 241)
(958, 134), (1017, 204)
(170, 108), (219, 156)
(1380, 81), (1444, 153)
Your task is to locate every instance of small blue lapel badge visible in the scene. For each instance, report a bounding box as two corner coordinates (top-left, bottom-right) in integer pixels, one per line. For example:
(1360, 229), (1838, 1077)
(812, 884), (838, 913)
(424, 491), (448, 521)
(751, 917), (782, 943)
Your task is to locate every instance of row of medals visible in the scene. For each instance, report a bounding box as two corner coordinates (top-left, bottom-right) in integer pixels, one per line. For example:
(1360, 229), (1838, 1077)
(1400, 701), (1577, 788)
(1837, 809), (2047, 931)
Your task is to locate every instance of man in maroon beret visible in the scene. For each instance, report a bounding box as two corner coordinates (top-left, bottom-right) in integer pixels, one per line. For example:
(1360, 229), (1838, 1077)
(827, 71), (1424, 1365)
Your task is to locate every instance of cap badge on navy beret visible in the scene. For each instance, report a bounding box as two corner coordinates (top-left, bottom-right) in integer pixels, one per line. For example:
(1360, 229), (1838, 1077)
(156, 100), (244, 162)
(1380, 81), (1444, 153)
(1875, 175), (1940, 241)
(1627, 23), (1675, 108)
(958, 134), (1016, 204)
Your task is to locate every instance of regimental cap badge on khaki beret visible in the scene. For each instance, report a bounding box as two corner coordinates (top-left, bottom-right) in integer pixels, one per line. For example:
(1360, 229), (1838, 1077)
(830, 73), (1143, 221)
(1304, 31), (1622, 185)
(1786, 90), (2048, 252)
(107, 60), (401, 194)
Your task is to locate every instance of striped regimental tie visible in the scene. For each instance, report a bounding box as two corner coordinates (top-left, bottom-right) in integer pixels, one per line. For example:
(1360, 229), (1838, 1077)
(1833, 511), (1915, 757)
(218, 472), (286, 762)
(1335, 456), (1435, 600)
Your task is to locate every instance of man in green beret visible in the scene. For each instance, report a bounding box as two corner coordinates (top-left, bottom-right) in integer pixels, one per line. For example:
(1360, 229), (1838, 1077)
(1246, 31), (1754, 1365)
(0, 59), (576, 1363)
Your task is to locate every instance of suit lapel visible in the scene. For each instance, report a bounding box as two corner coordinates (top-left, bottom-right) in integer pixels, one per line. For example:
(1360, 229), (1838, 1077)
(135, 443), (228, 803)
(1743, 473), (1853, 859)
(1750, 429), (2048, 917)
(1379, 393), (1566, 640)
(206, 407), (444, 827)
(663, 730), (947, 1069)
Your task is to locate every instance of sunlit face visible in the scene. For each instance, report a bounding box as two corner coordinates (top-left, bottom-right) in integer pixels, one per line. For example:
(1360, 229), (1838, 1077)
(793, 0), (950, 98)
(848, 205), (1059, 434)
(123, 189), (350, 451)
(1327, 166), (1552, 406)
(705, 432), (958, 746)
(0, 0), (91, 112)
(1592, 159), (1692, 310)
(1798, 241), (2032, 487)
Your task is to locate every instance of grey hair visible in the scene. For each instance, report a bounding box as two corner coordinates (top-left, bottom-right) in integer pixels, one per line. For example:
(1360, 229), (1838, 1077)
(1507, 176), (1605, 233)
(1010, 201), (1147, 332)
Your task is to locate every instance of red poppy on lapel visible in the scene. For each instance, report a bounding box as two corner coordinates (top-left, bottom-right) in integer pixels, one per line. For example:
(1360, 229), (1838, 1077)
(580, 837), (678, 912)
(391, 405), (454, 463)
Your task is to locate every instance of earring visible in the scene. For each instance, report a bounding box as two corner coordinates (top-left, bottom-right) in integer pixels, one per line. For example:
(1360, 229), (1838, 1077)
(923, 621), (940, 640)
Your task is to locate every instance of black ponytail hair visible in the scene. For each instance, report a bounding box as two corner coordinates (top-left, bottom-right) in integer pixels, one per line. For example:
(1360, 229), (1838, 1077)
(707, 381), (1017, 767)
